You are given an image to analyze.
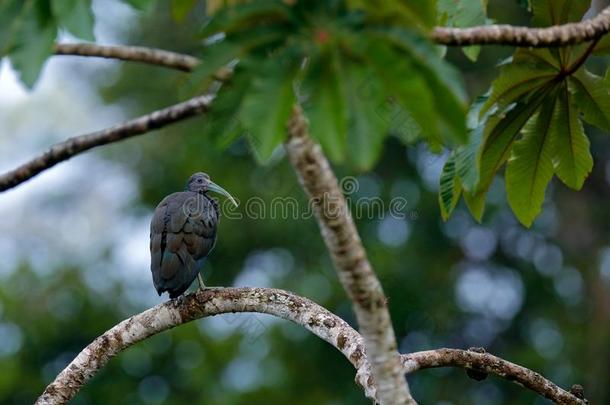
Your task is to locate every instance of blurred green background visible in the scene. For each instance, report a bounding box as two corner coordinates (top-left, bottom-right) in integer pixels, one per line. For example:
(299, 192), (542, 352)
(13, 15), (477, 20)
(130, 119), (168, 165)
(1, 1), (609, 404)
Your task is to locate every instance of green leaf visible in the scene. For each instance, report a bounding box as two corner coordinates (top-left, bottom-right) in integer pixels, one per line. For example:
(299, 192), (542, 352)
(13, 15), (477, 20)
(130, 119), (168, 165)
(439, 152), (462, 221)
(186, 40), (242, 95)
(201, 65), (253, 150)
(481, 60), (557, 116)
(121, 0), (156, 10)
(10, 29), (55, 88)
(200, 0), (288, 38)
(343, 60), (392, 170)
(239, 56), (297, 163)
(376, 28), (467, 143)
(171, 0), (198, 22)
(184, 29), (283, 98)
(437, 0), (487, 61)
(505, 92), (557, 227)
(551, 83), (593, 190)
(2, 0), (56, 88)
(462, 45), (481, 61)
(456, 124), (483, 191)
(348, 0), (437, 29)
(403, 0), (437, 28)
(366, 41), (442, 145)
(303, 50), (348, 163)
(569, 70), (610, 132)
(9, 22), (56, 88)
(437, 0), (486, 27)
(51, 0), (94, 41)
(460, 96), (491, 221)
(593, 34), (610, 55)
(0, 1), (32, 56)
(463, 188), (486, 221)
(530, 0), (590, 26)
(513, 48), (560, 70)
(471, 86), (553, 218)
(389, 109), (422, 145)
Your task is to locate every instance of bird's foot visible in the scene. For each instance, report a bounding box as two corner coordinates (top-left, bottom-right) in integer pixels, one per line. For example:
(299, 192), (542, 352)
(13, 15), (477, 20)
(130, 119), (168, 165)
(197, 273), (207, 290)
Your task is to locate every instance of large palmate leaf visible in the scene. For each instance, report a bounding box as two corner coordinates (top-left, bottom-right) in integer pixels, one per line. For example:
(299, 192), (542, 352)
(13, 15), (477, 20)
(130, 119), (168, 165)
(505, 92), (557, 227)
(374, 28), (467, 144)
(551, 84), (593, 190)
(239, 56), (298, 163)
(469, 87), (552, 217)
(446, 81), (555, 223)
(200, 64), (253, 150)
(480, 53), (557, 115)
(366, 41), (442, 145)
(343, 60), (392, 170)
(439, 0), (608, 226)
(303, 50), (348, 163)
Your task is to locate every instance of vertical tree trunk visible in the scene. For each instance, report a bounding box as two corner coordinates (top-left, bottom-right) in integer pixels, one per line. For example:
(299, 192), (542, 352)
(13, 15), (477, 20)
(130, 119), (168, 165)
(284, 106), (415, 404)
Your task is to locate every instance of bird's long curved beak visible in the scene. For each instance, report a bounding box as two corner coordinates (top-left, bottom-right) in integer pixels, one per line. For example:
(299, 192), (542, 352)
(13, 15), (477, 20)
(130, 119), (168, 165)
(208, 181), (239, 207)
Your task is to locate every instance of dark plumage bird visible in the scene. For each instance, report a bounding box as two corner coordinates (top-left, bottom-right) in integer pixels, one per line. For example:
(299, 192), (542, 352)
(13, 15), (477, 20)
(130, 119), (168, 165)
(150, 172), (237, 298)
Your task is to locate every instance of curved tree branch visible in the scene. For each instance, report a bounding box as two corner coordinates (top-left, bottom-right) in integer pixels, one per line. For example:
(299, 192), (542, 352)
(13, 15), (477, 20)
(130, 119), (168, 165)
(35, 287), (371, 405)
(35, 287), (585, 405)
(0, 94), (213, 191)
(431, 6), (610, 47)
(284, 106), (414, 404)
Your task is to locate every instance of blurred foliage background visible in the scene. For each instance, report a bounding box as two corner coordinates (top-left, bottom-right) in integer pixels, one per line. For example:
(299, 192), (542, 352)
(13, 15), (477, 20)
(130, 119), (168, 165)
(1, 0), (609, 404)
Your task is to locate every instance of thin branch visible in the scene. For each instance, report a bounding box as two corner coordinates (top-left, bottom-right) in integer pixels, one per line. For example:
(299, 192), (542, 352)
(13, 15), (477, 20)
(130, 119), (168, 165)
(284, 106), (415, 404)
(0, 94), (213, 192)
(403, 349), (586, 405)
(35, 287), (585, 405)
(432, 6), (610, 47)
(54, 43), (200, 71)
(53, 43), (233, 80)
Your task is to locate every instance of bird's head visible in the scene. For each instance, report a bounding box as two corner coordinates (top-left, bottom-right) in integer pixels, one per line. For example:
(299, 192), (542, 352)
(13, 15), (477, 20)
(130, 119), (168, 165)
(187, 172), (238, 206)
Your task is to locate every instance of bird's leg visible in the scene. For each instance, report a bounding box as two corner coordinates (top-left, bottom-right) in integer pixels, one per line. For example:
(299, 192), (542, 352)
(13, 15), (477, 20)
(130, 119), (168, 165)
(197, 273), (206, 290)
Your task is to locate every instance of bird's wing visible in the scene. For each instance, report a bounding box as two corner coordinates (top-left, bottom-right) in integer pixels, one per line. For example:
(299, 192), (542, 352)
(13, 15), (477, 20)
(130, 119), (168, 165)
(183, 195), (218, 260)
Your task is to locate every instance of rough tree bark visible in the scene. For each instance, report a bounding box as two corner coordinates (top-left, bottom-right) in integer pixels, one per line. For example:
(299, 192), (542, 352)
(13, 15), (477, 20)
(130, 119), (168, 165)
(285, 106), (414, 404)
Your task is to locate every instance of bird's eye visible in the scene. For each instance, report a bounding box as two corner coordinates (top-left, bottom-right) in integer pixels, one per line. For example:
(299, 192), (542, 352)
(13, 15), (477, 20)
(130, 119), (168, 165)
(197, 178), (203, 183)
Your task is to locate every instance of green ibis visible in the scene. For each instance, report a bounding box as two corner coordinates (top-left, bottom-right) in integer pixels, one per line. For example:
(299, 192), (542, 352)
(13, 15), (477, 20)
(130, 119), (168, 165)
(150, 172), (237, 298)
